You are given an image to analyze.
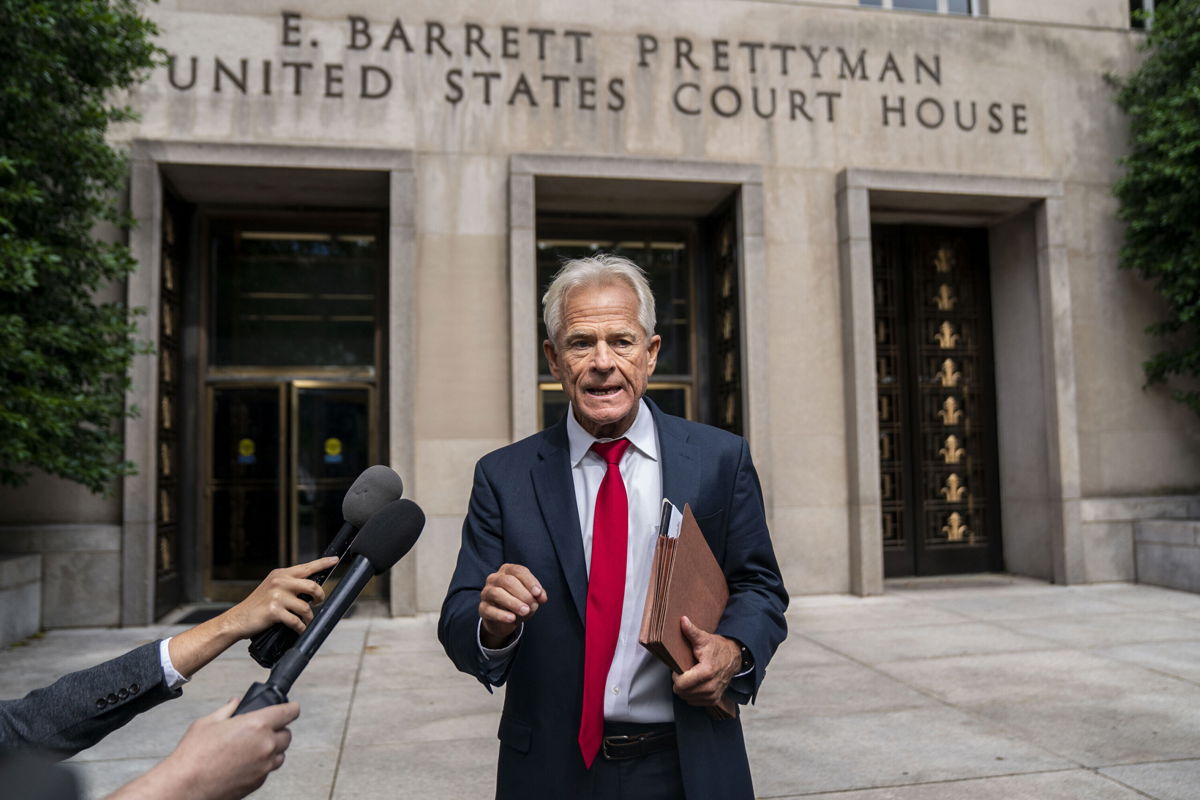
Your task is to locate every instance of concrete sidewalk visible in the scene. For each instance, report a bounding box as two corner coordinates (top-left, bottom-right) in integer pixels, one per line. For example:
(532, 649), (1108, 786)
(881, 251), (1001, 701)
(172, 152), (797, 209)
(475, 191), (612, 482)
(4, 576), (1200, 799)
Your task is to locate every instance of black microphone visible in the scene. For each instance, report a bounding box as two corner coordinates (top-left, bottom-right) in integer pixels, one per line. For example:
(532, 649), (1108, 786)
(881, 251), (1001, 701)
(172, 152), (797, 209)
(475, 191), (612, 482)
(248, 465), (403, 667)
(234, 498), (426, 716)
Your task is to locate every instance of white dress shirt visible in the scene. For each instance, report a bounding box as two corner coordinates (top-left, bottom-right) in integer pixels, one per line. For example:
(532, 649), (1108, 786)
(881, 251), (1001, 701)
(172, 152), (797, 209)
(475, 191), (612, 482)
(480, 399), (674, 723)
(565, 399), (673, 723)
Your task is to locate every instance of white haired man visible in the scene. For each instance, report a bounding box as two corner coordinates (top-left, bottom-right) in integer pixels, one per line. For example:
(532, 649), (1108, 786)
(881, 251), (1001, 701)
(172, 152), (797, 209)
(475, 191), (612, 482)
(440, 254), (788, 799)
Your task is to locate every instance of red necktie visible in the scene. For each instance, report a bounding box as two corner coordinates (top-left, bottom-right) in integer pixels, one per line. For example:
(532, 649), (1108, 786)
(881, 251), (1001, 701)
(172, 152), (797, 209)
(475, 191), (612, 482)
(578, 437), (632, 768)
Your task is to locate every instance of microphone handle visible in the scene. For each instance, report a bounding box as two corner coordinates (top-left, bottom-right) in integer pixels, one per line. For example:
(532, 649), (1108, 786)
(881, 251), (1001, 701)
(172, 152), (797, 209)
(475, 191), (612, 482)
(233, 681), (289, 716)
(308, 519), (360, 584)
(247, 520), (358, 668)
(269, 554), (375, 693)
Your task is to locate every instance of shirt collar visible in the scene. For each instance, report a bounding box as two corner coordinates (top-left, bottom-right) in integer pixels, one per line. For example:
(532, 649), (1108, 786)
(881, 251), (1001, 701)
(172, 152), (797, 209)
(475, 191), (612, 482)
(565, 398), (659, 468)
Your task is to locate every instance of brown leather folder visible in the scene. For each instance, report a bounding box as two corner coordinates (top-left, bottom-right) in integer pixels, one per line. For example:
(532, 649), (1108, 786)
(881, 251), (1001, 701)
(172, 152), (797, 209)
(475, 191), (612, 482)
(638, 501), (737, 720)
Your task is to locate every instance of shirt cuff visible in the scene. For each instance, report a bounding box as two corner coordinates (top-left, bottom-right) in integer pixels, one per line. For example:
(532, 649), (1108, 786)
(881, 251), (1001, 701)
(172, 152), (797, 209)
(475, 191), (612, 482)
(159, 637), (189, 690)
(477, 618), (523, 660)
(728, 670), (754, 703)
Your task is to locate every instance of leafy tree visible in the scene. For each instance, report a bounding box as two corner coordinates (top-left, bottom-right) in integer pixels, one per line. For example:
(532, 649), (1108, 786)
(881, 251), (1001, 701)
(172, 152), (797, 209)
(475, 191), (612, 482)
(1114, 0), (1200, 414)
(0, 1), (159, 493)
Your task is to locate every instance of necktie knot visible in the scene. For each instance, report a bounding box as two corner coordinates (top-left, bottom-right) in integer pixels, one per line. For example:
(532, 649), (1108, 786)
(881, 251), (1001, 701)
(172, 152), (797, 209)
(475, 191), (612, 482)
(591, 438), (631, 466)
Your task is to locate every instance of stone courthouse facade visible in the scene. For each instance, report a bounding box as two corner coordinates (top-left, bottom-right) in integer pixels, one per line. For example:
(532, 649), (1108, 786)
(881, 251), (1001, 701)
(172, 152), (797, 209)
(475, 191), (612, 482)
(3, 0), (1200, 629)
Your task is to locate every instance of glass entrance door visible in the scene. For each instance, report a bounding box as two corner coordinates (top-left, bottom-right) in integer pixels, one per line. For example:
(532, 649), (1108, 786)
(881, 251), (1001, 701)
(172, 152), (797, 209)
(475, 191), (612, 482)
(292, 382), (373, 562)
(209, 384), (283, 583)
(202, 219), (382, 599)
(207, 382), (373, 592)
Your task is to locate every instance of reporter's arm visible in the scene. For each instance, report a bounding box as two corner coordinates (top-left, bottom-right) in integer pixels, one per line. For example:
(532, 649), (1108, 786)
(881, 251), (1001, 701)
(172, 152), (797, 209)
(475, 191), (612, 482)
(0, 641), (178, 761)
(168, 556), (337, 679)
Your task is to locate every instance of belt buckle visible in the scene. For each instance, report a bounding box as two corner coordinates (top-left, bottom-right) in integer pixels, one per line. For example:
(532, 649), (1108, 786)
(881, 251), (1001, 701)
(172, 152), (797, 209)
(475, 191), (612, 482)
(601, 734), (636, 761)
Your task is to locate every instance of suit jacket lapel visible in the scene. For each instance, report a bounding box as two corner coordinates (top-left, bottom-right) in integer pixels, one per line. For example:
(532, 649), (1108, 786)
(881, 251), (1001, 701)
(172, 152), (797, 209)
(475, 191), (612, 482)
(530, 419), (588, 624)
(651, 400), (700, 516)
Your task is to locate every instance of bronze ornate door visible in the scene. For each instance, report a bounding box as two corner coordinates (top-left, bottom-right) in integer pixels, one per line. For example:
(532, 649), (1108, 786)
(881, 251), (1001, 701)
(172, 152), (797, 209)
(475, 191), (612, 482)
(873, 225), (1003, 577)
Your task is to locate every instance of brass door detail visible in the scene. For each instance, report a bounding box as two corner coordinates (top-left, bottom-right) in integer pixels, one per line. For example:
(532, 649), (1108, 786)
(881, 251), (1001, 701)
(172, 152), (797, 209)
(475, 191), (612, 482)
(711, 210), (742, 433)
(932, 284), (957, 311)
(939, 435), (965, 464)
(937, 397), (962, 425)
(155, 194), (187, 618)
(934, 322), (959, 350)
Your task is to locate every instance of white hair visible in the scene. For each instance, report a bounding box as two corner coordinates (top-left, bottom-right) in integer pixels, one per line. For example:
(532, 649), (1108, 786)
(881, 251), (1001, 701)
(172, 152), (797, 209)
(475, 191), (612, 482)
(541, 254), (657, 345)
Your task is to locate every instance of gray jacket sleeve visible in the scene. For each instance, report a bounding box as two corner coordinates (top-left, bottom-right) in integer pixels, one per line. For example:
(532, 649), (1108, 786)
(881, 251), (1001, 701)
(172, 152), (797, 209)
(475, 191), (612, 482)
(0, 640), (181, 761)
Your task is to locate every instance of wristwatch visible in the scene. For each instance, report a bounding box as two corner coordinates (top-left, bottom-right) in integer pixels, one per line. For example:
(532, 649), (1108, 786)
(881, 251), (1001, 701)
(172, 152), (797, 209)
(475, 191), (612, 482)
(738, 643), (754, 674)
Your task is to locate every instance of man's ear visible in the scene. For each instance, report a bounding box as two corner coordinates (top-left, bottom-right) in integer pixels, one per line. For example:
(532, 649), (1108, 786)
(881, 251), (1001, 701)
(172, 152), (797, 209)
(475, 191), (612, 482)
(543, 339), (562, 379)
(646, 334), (662, 375)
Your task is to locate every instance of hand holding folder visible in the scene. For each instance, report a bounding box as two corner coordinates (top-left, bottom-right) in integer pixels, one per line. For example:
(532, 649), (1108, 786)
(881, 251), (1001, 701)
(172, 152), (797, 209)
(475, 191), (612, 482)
(638, 500), (737, 720)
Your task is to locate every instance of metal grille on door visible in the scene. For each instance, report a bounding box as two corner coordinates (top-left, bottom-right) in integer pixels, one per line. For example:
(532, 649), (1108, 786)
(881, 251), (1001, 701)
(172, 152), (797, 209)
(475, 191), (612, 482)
(873, 226), (1002, 577)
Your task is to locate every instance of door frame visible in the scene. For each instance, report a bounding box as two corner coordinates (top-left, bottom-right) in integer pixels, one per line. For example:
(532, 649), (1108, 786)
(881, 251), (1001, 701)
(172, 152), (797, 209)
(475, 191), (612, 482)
(124, 141), (415, 624)
(837, 169), (1081, 595)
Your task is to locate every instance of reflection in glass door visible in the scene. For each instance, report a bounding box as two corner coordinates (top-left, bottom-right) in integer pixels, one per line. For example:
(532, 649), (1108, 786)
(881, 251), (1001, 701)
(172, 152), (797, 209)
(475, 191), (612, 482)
(292, 383), (373, 562)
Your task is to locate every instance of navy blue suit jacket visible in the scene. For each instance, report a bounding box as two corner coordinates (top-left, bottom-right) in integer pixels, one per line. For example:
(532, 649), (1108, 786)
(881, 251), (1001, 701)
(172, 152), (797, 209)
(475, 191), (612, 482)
(439, 401), (788, 799)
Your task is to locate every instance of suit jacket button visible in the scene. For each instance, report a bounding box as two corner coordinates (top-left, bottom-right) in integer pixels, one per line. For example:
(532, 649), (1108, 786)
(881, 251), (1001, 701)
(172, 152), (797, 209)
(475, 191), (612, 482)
(106, 693), (118, 704)
(118, 688), (129, 700)
(96, 699), (107, 709)
(130, 683), (139, 693)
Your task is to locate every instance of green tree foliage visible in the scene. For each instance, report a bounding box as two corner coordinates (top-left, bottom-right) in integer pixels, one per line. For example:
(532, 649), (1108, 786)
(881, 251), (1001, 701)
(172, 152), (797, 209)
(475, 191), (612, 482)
(1114, 0), (1200, 414)
(0, 1), (159, 493)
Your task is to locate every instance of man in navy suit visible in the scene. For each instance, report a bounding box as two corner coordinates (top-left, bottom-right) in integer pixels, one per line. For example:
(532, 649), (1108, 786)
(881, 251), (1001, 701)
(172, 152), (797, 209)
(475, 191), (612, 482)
(439, 254), (788, 799)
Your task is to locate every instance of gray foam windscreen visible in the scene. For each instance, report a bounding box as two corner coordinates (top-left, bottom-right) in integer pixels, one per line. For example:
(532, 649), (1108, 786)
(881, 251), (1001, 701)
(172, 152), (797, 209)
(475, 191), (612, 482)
(341, 465), (404, 527)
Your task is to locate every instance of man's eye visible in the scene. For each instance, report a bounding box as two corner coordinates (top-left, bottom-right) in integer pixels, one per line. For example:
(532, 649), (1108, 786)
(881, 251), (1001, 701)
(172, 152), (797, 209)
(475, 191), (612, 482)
(570, 340), (591, 350)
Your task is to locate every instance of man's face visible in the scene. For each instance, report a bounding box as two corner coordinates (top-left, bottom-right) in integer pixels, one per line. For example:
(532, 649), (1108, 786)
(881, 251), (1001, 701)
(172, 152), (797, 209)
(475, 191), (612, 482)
(544, 281), (661, 439)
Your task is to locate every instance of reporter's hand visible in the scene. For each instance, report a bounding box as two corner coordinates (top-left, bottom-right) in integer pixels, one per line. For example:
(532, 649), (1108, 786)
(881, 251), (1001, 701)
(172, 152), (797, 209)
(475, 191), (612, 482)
(479, 563), (547, 648)
(168, 556), (339, 679)
(671, 616), (741, 708)
(106, 698), (299, 800)
(222, 555), (340, 638)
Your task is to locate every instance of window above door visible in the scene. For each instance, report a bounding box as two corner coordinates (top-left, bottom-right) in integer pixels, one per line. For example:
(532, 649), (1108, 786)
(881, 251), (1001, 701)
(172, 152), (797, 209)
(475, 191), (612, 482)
(208, 222), (383, 371)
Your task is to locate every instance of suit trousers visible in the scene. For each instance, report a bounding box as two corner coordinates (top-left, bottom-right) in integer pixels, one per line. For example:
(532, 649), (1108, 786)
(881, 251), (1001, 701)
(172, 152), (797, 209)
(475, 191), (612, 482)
(590, 723), (685, 800)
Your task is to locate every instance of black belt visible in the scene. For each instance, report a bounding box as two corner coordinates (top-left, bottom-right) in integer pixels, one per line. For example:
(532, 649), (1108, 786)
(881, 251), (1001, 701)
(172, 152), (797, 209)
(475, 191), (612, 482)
(601, 724), (676, 761)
